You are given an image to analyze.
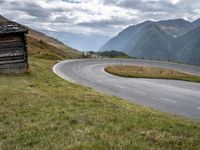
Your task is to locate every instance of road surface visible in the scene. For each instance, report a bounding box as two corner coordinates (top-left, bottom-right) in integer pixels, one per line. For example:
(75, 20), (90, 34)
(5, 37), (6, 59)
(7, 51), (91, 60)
(53, 59), (200, 119)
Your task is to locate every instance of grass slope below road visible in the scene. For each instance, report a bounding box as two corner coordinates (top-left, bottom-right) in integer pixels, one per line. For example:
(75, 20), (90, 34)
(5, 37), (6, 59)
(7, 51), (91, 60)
(105, 65), (200, 83)
(0, 57), (200, 149)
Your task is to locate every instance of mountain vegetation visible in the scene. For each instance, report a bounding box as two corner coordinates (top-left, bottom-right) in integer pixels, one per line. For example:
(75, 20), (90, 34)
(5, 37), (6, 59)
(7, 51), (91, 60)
(100, 19), (200, 65)
(99, 50), (129, 58)
(83, 50), (129, 58)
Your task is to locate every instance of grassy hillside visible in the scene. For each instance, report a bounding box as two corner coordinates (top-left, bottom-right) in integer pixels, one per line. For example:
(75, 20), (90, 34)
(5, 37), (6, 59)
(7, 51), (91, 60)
(1, 57), (200, 149)
(27, 29), (81, 59)
(0, 15), (81, 59)
(27, 36), (80, 60)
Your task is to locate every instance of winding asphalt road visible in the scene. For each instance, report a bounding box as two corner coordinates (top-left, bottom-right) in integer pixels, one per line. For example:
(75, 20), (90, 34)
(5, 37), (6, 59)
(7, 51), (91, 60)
(53, 59), (200, 119)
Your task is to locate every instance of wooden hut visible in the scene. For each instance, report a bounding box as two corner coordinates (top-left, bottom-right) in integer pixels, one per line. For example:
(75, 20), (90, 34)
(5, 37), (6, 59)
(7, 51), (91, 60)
(0, 22), (28, 73)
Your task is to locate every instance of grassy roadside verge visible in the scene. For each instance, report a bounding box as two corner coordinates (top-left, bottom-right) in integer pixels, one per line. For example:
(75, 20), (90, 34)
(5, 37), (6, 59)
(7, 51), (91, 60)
(0, 57), (200, 149)
(105, 65), (200, 82)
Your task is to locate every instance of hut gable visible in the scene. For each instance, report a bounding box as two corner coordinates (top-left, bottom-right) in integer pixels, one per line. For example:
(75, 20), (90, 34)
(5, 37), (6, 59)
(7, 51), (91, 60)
(0, 22), (28, 73)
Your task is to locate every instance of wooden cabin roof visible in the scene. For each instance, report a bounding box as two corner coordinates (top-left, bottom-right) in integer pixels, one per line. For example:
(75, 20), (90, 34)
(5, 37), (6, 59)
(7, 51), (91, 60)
(0, 22), (28, 35)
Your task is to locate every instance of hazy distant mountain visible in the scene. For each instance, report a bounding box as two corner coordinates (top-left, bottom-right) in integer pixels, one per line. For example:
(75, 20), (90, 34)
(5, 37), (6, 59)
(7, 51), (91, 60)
(100, 18), (200, 65)
(124, 23), (175, 60)
(192, 18), (200, 26)
(42, 31), (110, 51)
(172, 26), (200, 65)
(100, 21), (153, 52)
(157, 19), (194, 37)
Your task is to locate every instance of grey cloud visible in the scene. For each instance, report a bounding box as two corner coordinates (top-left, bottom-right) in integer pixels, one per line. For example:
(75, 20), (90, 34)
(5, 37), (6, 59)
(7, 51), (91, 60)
(7, 1), (51, 21)
(53, 15), (76, 23)
(103, 0), (200, 17)
(62, 0), (81, 3)
(0, 0), (200, 36)
(77, 17), (130, 28)
(0, 0), (6, 4)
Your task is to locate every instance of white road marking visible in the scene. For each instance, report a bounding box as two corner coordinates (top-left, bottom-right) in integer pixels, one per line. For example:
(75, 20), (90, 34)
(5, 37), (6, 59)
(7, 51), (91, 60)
(161, 98), (177, 104)
(134, 90), (146, 95)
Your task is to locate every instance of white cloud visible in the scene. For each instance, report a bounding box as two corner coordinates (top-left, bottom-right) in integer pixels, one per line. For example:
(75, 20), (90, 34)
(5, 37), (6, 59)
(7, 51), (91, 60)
(169, 0), (181, 5)
(0, 0), (200, 36)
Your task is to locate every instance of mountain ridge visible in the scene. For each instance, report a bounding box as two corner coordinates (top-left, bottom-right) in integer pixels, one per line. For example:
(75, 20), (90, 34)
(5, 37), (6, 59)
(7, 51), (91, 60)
(100, 18), (200, 65)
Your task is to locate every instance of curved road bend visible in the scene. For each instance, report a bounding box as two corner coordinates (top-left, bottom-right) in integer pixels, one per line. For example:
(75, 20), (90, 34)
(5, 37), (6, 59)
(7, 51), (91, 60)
(53, 59), (200, 119)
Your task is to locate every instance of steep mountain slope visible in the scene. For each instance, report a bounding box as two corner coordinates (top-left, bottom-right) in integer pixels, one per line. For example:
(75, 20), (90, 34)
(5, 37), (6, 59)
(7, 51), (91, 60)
(192, 18), (200, 26)
(0, 15), (81, 59)
(28, 29), (81, 59)
(100, 22), (175, 60)
(157, 19), (194, 37)
(100, 21), (153, 52)
(27, 37), (75, 60)
(172, 26), (200, 65)
(125, 24), (174, 60)
(100, 19), (195, 52)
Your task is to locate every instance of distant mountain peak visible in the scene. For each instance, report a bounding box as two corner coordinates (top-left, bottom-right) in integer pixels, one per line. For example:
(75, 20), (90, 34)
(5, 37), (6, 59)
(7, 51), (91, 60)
(100, 18), (200, 65)
(139, 20), (154, 25)
(193, 18), (200, 26)
(158, 18), (190, 23)
(157, 18), (192, 27)
(193, 18), (200, 22)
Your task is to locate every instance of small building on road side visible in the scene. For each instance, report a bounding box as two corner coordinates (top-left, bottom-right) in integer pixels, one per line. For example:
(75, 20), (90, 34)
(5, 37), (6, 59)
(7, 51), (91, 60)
(0, 22), (28, 73)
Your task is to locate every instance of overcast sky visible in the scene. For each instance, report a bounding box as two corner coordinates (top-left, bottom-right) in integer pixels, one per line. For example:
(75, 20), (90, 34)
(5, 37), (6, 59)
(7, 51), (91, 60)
(0, 0), (200, 36)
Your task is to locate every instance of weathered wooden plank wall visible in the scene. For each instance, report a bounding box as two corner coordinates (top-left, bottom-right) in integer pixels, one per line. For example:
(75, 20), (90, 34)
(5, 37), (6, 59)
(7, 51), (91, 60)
(0, 33), (28, 73)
